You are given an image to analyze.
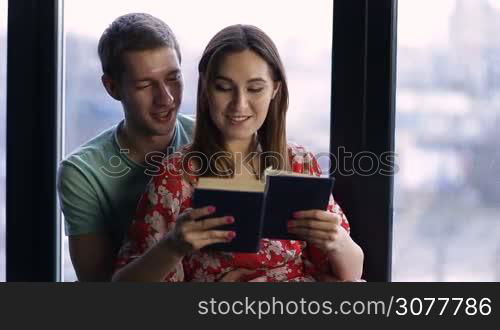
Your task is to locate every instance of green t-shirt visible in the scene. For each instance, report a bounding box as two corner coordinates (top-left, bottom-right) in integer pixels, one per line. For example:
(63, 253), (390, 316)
(57, 113), (195, 253)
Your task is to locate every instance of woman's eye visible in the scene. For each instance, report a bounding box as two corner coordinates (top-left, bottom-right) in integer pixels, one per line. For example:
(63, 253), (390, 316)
(215, 84), (232, 92)
(248, 88), (264, 93)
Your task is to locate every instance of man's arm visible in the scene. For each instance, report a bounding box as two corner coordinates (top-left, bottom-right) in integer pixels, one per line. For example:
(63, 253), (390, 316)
(69, 233), (114, 281)
(58, 161), (113, 281)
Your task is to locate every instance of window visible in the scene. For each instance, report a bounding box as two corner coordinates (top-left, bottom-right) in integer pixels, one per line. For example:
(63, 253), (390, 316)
(393, 0), (500, 281)
(0, 0), (7, 282)
(62, 0), (333, 281)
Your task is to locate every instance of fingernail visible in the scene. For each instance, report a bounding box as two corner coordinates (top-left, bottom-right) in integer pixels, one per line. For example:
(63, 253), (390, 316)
(227, 231), (236, 239)
(292, 211), (301, 217)
(287, 221), (295, 227)
(226, 216), (234, 224)
(207, 206), (216, 213)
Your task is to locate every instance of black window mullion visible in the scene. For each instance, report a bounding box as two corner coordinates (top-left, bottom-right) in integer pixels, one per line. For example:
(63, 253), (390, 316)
(331, 0), (397, 282)
(6, 0), (61, 281)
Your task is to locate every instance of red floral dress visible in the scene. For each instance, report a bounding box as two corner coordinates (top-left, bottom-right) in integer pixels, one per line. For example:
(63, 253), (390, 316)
(115, 143), (350, 282)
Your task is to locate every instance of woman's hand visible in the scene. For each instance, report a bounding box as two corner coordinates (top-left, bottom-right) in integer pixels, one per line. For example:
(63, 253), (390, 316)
(163, 206), (236, 257)
(113, 206), (236, 282)
(287, 210), (350, 253)
(288, 209), (364, 280)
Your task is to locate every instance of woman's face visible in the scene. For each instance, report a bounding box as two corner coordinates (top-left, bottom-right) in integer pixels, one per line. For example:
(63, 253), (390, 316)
(208, 49), (279, 147)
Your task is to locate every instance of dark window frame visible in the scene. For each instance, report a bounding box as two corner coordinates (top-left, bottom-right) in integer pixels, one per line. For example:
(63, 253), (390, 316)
(331, 0), (397, 281)
(6, 0), (63, 281)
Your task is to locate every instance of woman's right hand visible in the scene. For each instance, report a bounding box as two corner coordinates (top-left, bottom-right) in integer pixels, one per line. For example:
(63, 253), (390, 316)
(163, 206), (236, 257)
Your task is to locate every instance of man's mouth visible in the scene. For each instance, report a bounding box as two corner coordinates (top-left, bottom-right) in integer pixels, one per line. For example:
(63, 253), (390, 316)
(151, 110), (173, 122)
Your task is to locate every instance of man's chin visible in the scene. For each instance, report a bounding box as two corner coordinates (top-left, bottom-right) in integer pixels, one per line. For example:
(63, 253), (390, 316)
(148, 117), (176, 135)
(149, 126), (176, 138)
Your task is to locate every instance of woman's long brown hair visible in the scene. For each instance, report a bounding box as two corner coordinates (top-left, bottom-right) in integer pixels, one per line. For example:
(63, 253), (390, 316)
(185, 24), (290, 179)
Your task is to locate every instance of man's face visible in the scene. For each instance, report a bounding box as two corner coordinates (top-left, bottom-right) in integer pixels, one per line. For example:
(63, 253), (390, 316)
(118, 47), (183, 137)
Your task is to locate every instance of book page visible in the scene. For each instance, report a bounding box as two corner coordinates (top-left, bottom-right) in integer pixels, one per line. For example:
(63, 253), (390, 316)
(196, 177), (265, 192)
(264, 167), (319, 178)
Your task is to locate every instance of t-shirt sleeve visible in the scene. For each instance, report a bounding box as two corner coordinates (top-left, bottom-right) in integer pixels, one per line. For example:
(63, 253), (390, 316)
(57, 160), (107, 236)
(289, 145), (351, 275)
(113, 155), (188, 282)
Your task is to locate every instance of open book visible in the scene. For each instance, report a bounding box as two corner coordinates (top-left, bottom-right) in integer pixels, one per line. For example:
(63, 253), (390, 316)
(192, 168), (335, 253)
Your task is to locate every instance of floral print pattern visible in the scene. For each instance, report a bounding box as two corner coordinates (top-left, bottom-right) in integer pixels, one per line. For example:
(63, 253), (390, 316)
(115, 143), (350, 282)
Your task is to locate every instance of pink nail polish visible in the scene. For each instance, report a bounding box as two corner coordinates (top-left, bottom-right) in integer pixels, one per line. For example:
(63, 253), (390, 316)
(226, 216), (234, 224)
(207, 206), (216, 213)
(227, 231), (236, 239)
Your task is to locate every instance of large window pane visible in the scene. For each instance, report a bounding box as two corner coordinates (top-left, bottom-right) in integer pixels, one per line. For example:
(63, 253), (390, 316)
(394, 0), (500, 281)
(0, 0), (7, 282)
(62, 1), (333, 281)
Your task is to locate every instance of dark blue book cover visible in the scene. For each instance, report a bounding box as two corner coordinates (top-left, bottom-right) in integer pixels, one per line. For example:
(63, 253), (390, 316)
(192, 174), (334, 252)
(192, 188), (264, 253)
(261, 175), (335, 240)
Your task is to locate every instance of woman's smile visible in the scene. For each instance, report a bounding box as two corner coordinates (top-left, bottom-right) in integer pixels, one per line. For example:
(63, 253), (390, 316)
(226, 115), (252, 124)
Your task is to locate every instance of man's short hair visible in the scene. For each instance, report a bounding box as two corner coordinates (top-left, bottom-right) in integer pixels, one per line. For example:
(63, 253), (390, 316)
(98, 13), (181, 81)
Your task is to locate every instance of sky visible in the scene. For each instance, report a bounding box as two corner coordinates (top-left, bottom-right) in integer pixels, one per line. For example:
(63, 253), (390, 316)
(60, 0), (498, 48)
(398, 0), (500, 47)
(2, 1), (499, 47)
(398, 0), (455, 47)
(62, 0), (333, 52)
(61, 0), (448, 48)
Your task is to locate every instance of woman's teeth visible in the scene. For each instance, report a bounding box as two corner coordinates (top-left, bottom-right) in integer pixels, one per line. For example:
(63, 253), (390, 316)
(228, 116), (250, 122)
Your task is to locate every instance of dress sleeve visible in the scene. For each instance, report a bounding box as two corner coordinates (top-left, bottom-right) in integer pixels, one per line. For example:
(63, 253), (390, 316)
(289, 145), (351, 275)
(113, 154), (189, 281)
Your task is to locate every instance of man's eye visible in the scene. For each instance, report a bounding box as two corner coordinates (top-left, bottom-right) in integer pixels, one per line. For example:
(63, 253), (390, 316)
(137, 84), (151, 89)
(168, 74), (181, 82)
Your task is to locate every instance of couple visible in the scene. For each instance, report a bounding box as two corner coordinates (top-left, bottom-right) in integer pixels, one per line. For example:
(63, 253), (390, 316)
(57, 13), (364, 282)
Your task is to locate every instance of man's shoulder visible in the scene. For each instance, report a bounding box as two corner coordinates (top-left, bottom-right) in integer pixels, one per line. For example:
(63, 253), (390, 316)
(177, 113), (195, 136)
(61, 124), (118, 169)
(173, 113), (195, 148)
(177, 113), (195, 128)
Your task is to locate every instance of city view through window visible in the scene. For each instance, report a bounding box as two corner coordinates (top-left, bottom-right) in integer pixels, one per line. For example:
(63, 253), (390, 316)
(393, 0), (500, 281)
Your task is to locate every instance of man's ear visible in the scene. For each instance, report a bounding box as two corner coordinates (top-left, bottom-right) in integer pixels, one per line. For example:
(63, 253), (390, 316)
(101, 74), (122, 101)
(272, 81), (281, 100)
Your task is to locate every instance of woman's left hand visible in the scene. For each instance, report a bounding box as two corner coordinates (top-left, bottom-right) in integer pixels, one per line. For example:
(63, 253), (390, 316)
(287, 210), (350, 254)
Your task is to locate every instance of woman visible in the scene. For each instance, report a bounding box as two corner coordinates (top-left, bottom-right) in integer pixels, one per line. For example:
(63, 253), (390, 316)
(113, 24), (364, 282)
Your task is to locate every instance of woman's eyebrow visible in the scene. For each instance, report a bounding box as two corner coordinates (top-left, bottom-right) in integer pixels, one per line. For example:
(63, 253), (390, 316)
(247, 78), (267, 83)
(214, 76), (233, 83)
(214, 76), (267, 84)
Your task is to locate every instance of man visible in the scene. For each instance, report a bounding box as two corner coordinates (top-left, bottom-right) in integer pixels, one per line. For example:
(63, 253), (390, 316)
(57, 13), (194, 281)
